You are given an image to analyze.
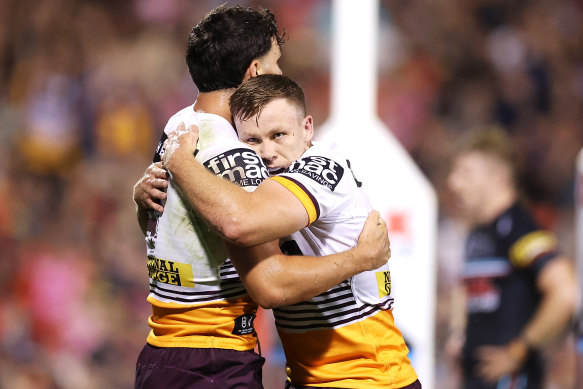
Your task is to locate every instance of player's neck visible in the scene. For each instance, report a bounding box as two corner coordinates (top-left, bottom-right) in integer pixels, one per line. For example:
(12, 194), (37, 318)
(480, 186), (516, 225)
(193, 90), (235, 126)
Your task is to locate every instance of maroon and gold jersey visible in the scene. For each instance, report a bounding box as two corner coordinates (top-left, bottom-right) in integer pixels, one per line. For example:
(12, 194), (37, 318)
(272, 142), (418, 388)
(145, 105), (269, 351)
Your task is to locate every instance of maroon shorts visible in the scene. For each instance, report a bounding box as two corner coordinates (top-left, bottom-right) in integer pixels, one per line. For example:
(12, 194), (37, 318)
(135, 343), (265, 389)
(285, 378), (422, 389)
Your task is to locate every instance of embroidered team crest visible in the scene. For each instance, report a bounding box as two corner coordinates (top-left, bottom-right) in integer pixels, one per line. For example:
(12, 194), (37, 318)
(286, 156), (344, 191)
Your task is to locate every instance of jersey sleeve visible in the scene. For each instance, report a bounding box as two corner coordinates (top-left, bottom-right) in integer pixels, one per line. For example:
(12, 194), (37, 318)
(508, 230), (559, 273)
(506, 207), (560, 274)
(270, 154), (348, 224)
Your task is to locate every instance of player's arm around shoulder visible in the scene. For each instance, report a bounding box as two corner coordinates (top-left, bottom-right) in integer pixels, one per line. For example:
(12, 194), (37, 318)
(162, 124), (311, 246)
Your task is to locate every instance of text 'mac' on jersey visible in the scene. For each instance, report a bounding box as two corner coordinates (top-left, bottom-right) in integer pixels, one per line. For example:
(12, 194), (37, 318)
(461, 202), (559, 375)
(270, 142), (418, 388)
(145, 105), (269, 352)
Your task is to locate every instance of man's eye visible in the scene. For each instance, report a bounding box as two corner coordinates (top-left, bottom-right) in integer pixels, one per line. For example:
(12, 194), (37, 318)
(245, 138), (259, 144)
(273, 133), (284, 139)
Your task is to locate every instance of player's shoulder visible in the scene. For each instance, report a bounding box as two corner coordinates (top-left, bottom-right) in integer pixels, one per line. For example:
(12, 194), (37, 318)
(281, 141), (354, 193)
(165, 105), (195, 125)
(498, 202), (539, 238)
(303, 141), (348, 161)
(294, 141), (351, 172)
(499, 203), (559, 268)
(164, 107), (233, 133)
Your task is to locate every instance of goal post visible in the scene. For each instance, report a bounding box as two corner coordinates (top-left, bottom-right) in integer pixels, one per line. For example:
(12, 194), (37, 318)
(317, 1), (437, 387)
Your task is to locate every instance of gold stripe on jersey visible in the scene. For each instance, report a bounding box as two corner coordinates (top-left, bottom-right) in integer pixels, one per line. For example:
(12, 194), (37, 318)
(280, 310), (418, 388)
(269, 176), (318, 225)
(376, 271), (391, 298)
(146, 295), (258, 351)
(147, 256), (194, 287)
(509, 230), (558, 268)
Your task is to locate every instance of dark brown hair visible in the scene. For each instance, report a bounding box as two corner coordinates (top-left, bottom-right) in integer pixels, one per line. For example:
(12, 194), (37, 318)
(186, 5), (285, 92)
(229, 74), (306, 122)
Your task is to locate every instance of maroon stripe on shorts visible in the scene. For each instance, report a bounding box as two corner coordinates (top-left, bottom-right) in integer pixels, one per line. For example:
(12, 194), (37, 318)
(135, 343), (265, 389)
(402, 379), (422, 389)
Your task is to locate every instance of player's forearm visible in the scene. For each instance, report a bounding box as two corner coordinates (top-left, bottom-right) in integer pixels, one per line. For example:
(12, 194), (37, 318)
(169, 156), (305, 246)
(241, 248), (368, 309)
(169, 153), (256, 238)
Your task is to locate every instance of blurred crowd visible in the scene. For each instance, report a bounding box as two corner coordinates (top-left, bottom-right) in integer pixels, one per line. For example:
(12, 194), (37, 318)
(0, 0), (581, 388)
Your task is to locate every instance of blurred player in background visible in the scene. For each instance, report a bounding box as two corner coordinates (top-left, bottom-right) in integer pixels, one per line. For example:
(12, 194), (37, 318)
(132, 5), (390, 389)
(159, 74), (420, 389)
(447, 128), (578, 389)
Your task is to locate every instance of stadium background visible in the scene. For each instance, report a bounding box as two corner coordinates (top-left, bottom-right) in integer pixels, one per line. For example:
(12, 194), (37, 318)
(0, 0), (581, 388)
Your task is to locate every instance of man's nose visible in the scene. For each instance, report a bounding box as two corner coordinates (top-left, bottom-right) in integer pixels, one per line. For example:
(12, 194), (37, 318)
(260, 143), (278, 164)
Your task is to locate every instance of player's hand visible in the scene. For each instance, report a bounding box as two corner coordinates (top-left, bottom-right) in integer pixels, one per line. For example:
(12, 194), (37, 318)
(133, 162), (169, 214)
(475, 341), (527, 383)
(355, 210), (391, 271)
(161, 122), (200, 173)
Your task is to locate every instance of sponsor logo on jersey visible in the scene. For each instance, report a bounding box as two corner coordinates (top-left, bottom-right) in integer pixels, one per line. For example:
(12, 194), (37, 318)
(147, 256), (194, 287)
(204, 148), (269, 187)
(286, 156), (344, 191)
(465, 277), (500, 313)
(376, 270), (391, 297)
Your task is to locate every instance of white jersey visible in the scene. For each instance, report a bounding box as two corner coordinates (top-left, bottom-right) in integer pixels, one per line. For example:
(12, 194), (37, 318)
(269, 142), (416, 388)
(144, 105), (269, 351)
(272, 141), (393, 331)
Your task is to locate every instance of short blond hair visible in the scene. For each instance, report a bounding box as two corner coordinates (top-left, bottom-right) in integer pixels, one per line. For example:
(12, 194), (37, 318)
(454, 127), (518, 183)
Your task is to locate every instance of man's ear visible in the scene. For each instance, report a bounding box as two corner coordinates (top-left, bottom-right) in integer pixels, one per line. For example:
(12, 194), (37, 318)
(243, 60), (260, 82)
(304, 115), (314, 143)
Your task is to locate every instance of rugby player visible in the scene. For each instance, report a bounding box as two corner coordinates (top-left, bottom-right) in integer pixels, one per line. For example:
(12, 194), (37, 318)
(157, 74), (421, 389)
(132, 5), (391, 389)
(447, 128), (578, 389)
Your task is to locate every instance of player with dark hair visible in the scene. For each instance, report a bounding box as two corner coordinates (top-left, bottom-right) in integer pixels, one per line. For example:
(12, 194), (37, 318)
(133, 6), (390, 389)
(158, 74), (420, 389)
(447, 128), (578, 389)
(185, 6), (284, 93)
